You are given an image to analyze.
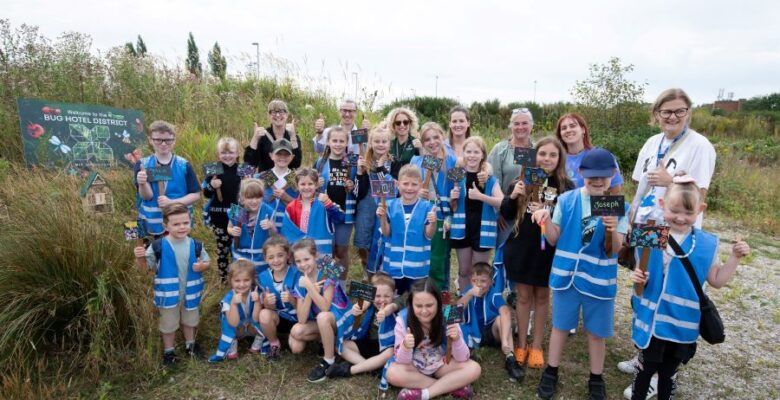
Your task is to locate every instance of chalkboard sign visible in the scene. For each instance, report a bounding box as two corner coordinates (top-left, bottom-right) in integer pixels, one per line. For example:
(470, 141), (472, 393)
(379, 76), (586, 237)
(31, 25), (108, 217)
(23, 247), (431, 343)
(629, 225), (670, 249)
(284, 170), (297, 189)
(237, 163), (255, 178)
(370, 179), (396, 198)
(513, 147), (536, 167)
(344, 153), (359, 167)
(590, 195), (626, 216)
(259, 170), (278, 189)
(318, 255), (345, 280)
(348, 281), (377, 302)
(421, 155), (442, 171)
(446, 167), (466, 182)
(351, 128), (369, 145)
(228, 203), (249, 224)
(202, 162), (224, 178)
(123, 221), (140, 240)
(444, 304), (464, 324)
(146, 165), (172, 182)
(524, 167), (547, 186)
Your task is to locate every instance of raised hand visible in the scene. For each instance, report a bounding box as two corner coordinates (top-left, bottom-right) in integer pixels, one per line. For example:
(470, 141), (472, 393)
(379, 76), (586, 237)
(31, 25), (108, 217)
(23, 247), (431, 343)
(253, 122), (268, 139)
(133, 246), (146, 258)
(136, 169), (148, 185)
(250, 287), (261, 303)
(210, 177), (222, 189)
(467, 182), (483, 201)
(403, 327), (416, 350)
(446, 323), (460, 340)
(259, 218), (273, 230)
(315, 114), (326, 134)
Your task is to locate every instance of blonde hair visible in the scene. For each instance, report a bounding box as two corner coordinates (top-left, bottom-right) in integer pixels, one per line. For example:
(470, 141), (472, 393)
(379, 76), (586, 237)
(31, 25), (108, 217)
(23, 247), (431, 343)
(651, 88), (693, 126)
(371, 271), (396, 291)
(664, 175), (702, 212)
(217, 137), (239, 154)
(148, 120), (176, 137)
(267, 99), (288, 113)
(239, 178), (264, 202)
(398, 164), (422, 181)
(228, 259), (256, 283)
(419, 122), (446, 157)
(385, 107), (419, 138)
(365, 125), (392, 170)
(459, 136), (488, 173)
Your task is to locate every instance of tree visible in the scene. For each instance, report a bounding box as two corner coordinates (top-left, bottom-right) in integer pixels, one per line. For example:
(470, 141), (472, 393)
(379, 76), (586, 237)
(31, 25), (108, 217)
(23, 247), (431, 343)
(185, 32), (202, 76)
(570, 57), (648, 132)
(208, 42), (227, 81)
(743, 93), (780, 112)
(124, 42), (136, 57)
(136, 35), (147, 57)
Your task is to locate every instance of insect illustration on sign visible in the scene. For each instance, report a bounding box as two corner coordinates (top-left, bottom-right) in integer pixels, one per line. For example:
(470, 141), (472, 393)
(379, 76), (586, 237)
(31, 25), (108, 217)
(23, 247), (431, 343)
(49, 136), (72, 154)
(114, 130), (132, 144)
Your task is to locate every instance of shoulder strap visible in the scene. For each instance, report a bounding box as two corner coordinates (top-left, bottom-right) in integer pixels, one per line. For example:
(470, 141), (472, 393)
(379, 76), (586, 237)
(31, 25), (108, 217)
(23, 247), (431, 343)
(152, 239), (162, 262)
(668, 236), (706, 306)
(194, 239), (203, 258)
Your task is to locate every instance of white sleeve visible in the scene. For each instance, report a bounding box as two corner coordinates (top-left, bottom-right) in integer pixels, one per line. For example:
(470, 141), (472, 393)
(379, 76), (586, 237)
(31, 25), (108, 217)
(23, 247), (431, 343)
(632, 136), (657, 182)
(687, 138), (717, 189)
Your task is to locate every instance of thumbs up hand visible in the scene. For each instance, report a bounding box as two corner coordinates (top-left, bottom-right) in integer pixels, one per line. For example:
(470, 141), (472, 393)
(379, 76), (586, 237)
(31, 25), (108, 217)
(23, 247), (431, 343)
(402, 327), (416, 350)
(467, 182), (483, 201)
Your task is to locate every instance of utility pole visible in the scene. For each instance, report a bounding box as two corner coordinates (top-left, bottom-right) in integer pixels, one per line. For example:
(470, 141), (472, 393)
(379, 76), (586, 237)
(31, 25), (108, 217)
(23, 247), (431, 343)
(533, 80), (537, 103)
(251, 42), (260, 78)
(352, 72), (358, 101)
(435, 75), (439, 97)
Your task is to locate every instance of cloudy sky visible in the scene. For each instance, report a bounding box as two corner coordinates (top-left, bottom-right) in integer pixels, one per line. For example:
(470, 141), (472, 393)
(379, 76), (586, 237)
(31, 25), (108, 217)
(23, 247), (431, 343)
(4, 0), (779, 107)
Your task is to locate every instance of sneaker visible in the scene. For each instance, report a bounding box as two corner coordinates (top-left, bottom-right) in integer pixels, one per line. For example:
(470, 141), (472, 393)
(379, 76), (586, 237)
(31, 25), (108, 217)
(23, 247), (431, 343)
(396, 388), (422, 400)
(162, 351), (177, 367)
(185, 343), (204, 360)
(504, 355), (525, 382)
(514, 346), (527, 365)
(536, 370), (558, 400)
(226, 340), (238, 360)
(326, 361), (352, 378)
(527, 347), (545, 369)
(266, 343), (281, 361)
(623, 374), (658, 400)
(569, 328), (576, 336)
(588, 379), (607, 400)
(450, 385), (474, 399)
(307, 358), (331, 383)
(249, 335), (264, 353)
(617, 354), (642, 374)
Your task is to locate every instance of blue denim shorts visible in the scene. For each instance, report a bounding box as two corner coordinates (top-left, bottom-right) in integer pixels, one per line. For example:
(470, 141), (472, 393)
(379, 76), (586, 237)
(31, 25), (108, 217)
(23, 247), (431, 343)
(353, 197), (378, 249)
(551, 285), (615, 338)
(333, 222), (354, 247)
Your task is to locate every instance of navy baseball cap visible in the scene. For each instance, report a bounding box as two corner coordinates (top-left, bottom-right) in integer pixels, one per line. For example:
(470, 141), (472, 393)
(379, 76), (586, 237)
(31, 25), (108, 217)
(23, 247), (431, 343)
(580, 147), (617, 178)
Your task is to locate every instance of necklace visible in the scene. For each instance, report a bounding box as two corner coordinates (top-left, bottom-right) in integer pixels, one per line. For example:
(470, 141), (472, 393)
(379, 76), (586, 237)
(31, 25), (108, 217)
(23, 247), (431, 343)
(666, 229), (696, 258)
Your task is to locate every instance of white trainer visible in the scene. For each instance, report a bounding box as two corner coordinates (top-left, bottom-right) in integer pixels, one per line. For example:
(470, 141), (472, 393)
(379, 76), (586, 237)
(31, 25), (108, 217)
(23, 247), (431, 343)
(618, 354), (642, 374)
(623, 374), (658, 399)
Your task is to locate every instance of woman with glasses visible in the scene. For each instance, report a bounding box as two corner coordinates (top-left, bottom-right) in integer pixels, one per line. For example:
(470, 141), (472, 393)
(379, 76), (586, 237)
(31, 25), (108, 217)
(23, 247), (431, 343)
(245, 99), (303, 172)
(386, 107), (421, 178)
(555, 113), (623, 193)
(619, 88), (716, 400)
(447, 106), (472, 157)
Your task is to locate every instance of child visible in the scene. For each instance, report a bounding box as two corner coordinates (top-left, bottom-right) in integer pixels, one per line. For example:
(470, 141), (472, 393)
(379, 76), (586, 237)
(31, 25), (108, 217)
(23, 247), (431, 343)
(315, 126), (357, 275)
(289, 239), (353, 383)
(450, 136), (504, 291)
(228, 178), (275, 274)
(376, 164), (438, 295)
(410, 122), (458, 292)
(530, 147), (629, 400)
(327, 272), (399, 380)
(385, 279), (481, 400)
(281, 168), (344, 257)
(261, 138), (299, 230)
(256, 235), (301, 361)
(202, 137), (242, 282)
(354, 125), (398, 278)
(133, 203), (210, 366)
(135, 120), (201, 236)
(628, 175), (749, 400)
(501, 136), (575, 369)
(208, 259), (263, 362)
(458, 262), (522, 382)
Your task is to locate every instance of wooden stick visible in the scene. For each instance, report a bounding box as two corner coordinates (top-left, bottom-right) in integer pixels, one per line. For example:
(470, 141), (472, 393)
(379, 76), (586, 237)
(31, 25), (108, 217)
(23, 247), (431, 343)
(444, 296), (453, 364)
(135, 238), (147, 269)
(634, 219), (656, 296)
(352, 298), (364, 330)
(157, 181), (165, 197)
(233, 221), (242, 249)
(216, 188), (223, 202)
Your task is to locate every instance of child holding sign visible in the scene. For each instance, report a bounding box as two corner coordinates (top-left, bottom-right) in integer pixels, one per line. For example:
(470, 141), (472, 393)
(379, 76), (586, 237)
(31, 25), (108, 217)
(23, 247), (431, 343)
(530, 148), (628, 400)
(315, 126), (357, 276)
(385, 279), (481, 400)
(228, 179), (275, 274)
(628, 176), (749, 400)
(376, 165), (437, 295)
(202, 137), (242, 282)
(134, 121), (201, 236)
(449, 136), (504, 291)
(207, 260), (262, 362)
(290, 239), (353, 383)
(133, 203), (210, 366)
(282, 168), (344, 257)
(328, 272), (399, 380)
(259, 138), (299, 230)
(500, 137), (575, 369)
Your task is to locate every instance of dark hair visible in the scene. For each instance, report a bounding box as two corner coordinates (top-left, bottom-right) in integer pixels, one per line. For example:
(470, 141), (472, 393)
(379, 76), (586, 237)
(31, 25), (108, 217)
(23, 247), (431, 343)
(448, 105), (471, 143)
(161, 202), (190, 224)
(406, 279), (444, 348)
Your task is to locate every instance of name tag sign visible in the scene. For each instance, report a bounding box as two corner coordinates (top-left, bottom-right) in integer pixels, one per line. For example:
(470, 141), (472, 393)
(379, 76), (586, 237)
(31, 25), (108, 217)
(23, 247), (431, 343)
(351, 128), (369, 145)
(513, 147), (536, 167)
(146, 165), (172, 182)
(629, 225), (670, 250)
(285, 170), (297, 189)
(590, 195), (625, 217)
(444, 304), (464, 324)
(228, 203), (249, 225)
(348, 281), (377, 302)
(523, 167), (547, 186)
(421, 155), (442, 171)
(318, 255), (345, 280)
(370, 178), (396, 198)
(258, 170), (278, 189)
(202, 162), (224, 178)
(237, 163), (255, 178)
(123, 219), (148, 241)
(344, 153), (359, 167)
(446, 167), (466, 182)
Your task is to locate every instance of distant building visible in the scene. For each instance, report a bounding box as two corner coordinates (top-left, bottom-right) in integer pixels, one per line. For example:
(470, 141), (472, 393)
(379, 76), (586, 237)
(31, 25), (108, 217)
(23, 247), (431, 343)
(712, 99), (745, 113)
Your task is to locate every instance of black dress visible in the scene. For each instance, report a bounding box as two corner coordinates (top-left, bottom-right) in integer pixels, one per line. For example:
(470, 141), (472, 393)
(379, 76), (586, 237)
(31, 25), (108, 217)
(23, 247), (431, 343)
(501, 175), (571, 287)
(451, 172), (490, 252)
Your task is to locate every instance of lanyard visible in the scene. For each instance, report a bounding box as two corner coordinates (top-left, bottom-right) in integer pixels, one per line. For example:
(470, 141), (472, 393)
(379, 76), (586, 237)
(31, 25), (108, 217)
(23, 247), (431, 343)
(655, 126), (687, 167)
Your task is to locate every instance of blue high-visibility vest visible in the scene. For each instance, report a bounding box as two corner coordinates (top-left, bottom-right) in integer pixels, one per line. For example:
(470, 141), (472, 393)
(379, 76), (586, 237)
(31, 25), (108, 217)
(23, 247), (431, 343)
(450, 175), (499, 248)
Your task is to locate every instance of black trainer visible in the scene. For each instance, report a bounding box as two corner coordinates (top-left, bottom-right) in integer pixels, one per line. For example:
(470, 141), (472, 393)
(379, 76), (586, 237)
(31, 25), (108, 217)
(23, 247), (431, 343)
(185, 343), (204, 360)
(307, 358), (331, 383)
(505, 355), (525, 382)
(326, 361), (352, 378)
(587, 379), (607, 400)
(162, 351), (177, 367)
(537, 369), (558, 399)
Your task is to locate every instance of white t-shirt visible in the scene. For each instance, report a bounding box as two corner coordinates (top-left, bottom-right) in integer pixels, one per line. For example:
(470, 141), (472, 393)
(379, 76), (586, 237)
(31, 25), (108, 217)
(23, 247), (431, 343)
(631, 129), (716, 228)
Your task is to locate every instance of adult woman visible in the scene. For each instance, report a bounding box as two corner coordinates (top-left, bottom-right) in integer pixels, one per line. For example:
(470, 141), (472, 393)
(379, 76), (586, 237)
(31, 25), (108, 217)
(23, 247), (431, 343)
(245, 99), (303, 172)
(387, 107), (421, 177)
(555, 113), (623, 192)
(447, 106), (472, 157)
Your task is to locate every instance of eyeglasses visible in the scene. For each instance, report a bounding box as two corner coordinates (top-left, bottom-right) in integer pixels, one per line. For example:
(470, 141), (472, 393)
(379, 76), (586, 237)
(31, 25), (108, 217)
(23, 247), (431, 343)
(512, 107), (530, 115)
(151, 138), (175, 144)
(269, 109), (287, 116)
(394, 120), (411, 127)
(340, 109), (357, 114)
(658, 108), (688, 119)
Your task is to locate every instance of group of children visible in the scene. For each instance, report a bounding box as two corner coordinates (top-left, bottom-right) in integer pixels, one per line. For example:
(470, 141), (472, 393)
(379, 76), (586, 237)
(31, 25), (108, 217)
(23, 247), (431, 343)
(133, 115), (749, 400)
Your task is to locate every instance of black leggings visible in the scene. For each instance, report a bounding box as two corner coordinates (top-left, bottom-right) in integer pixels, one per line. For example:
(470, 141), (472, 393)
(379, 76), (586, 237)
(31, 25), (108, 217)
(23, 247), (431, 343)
(210, 223), (232, 282)
(631, 347), (682, 400)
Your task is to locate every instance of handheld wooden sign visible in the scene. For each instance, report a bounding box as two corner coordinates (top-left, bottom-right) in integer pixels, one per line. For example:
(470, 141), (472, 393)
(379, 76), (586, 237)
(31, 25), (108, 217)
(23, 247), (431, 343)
(446, 167), (466, 183)
(634, 220), (657, 296)
(146, 165), (172, 196)
(370, 179), (396, 198)
(318, 255), (345, 280)
(441, 290), (452, 306)
(228, 203), (248, 248)
(444, 303), (464, 364)
(284, 170), (297, 190)
(259, 170), (278, 189)
(421, 155), (442, 171)
(351, 128), (369, 145)
(513, 147), (536, 167)
(523, 167), (548, 186)
(343, 153), (360, 167)
(125, 219), (148, 269)
(203, 162), (225, 202)
(123, 220), (140, 240)
(237, 163), (256, 178)
(349, 281), (377, 330)
(590, 195), (626, 217)
(629, 224), (670, 250)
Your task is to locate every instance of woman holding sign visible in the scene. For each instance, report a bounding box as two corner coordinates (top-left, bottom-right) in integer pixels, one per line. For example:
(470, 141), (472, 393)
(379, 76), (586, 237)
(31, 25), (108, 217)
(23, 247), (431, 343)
(244, 100), (303, 172)
(554, 113), (623, 192)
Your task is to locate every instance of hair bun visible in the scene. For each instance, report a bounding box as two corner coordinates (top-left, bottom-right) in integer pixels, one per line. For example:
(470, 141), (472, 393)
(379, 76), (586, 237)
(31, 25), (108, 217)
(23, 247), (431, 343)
(672, 174), (696, 184)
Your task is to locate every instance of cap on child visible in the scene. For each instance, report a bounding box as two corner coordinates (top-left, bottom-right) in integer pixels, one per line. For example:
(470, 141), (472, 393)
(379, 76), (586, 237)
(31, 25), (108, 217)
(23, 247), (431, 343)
(579, 147), (617, 178)
(272, 138), (293, 154)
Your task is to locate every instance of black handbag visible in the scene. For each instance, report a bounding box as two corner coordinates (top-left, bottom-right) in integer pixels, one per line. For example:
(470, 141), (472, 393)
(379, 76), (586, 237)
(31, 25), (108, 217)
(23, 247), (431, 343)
(669, 237), (726, 345)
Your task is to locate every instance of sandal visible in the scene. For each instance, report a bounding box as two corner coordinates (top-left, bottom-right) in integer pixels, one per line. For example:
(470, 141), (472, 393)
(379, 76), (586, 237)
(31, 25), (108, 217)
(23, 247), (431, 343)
(514, 346), (528, 365)
(527, 347), (545, 369)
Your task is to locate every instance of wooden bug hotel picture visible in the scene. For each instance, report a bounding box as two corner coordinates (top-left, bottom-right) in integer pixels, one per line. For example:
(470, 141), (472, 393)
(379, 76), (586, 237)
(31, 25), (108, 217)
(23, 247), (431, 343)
(80, 171), (114, 213)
